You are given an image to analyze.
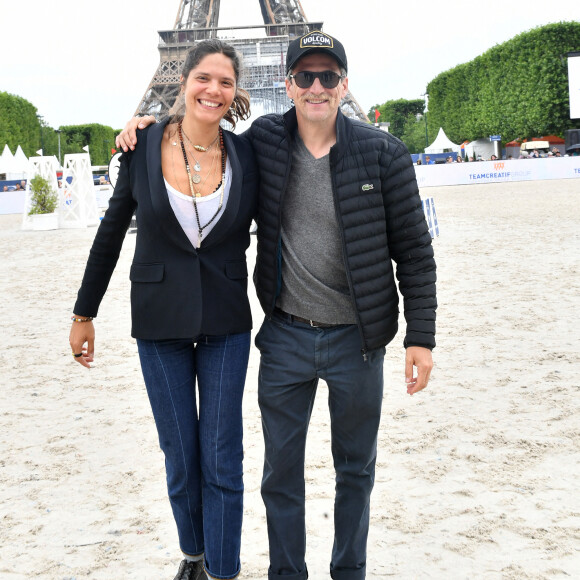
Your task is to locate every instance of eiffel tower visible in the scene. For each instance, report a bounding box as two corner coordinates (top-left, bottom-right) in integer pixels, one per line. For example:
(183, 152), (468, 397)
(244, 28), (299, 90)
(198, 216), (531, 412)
(135, 0), (369, 124)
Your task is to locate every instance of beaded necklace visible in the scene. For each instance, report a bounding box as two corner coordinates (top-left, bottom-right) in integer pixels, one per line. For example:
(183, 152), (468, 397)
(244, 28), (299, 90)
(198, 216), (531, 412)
(177, 122), (225, 248)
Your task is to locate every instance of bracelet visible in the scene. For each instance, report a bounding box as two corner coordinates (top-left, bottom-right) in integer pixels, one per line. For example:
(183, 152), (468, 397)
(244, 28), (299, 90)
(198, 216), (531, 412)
(71, 316), (94, 322)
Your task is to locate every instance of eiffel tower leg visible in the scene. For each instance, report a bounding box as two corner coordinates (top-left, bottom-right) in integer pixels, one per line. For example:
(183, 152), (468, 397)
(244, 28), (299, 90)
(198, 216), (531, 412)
(259, 0), (308, 24)
(136, 79), (182, 118)
(341, 92), (370, 123)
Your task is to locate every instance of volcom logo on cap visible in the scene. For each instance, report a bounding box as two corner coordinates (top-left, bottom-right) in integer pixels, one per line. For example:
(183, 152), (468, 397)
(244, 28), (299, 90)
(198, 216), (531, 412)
(300, 31), (333, 49)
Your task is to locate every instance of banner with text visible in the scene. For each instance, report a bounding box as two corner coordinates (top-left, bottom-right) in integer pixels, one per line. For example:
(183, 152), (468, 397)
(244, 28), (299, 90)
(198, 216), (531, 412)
(414, 157), (580, 188)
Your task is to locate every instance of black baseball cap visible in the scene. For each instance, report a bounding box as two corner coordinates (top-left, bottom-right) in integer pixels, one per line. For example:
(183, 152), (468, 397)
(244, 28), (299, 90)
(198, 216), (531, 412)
(286, 30), (348, 74)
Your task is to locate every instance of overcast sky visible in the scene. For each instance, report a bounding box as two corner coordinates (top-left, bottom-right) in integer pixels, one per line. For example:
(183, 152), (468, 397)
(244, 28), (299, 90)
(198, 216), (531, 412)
(1, 0), (579, 131)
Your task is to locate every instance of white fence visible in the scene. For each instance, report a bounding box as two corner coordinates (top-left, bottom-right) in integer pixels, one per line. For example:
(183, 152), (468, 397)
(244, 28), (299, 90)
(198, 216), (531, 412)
(2, 158), (579, 215)
(414, 156), (580, 188)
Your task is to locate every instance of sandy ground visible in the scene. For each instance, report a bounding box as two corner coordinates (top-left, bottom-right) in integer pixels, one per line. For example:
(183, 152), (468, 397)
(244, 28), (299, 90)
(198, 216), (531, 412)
(0, 178), (578, 579)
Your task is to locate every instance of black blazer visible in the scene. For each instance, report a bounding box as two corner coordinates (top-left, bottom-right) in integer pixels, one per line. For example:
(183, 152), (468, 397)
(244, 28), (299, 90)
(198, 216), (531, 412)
(74, 120), (259, 339)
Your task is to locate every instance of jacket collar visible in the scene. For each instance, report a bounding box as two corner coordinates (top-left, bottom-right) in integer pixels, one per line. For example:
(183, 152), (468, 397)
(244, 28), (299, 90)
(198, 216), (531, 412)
(332, 109), (352, 159)
(283, 106), (299, 137)
(203, 129), (243, 247)
(282, 106), (352, 161)
(146, 119), (194, 253)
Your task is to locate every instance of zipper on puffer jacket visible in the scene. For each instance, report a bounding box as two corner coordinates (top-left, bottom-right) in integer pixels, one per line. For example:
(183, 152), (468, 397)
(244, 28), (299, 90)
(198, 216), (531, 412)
(328, 148), (369, 362)
(270, 119), (295, 312)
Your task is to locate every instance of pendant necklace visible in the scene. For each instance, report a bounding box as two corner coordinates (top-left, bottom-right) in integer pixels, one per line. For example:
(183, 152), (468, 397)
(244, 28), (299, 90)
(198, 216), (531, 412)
(182, 126), (219, 152)
(177, 122), (219, 194)
(185, 126), (218, 183)
(186, 147), (203, 184)
(174, 123), (219, 183)
(178, 123), (226, 248)
(171, 125), (218, 151)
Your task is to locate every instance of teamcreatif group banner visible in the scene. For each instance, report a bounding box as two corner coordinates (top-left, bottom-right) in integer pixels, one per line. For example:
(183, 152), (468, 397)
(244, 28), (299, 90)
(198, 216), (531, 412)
(414, 157), (580, 188)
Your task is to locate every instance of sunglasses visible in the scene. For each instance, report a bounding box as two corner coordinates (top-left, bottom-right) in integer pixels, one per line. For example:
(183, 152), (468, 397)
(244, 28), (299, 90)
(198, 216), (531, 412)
(288, 70), (345, 89)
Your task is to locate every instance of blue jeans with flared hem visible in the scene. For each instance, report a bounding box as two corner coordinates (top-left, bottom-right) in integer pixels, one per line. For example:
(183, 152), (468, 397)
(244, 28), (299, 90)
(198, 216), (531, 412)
(137, 332), (250, 580)
(255, 312), (385, 580)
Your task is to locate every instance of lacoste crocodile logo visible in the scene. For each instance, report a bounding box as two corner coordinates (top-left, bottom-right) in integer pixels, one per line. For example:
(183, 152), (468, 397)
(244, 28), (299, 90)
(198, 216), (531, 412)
(362, 184), (374, 191)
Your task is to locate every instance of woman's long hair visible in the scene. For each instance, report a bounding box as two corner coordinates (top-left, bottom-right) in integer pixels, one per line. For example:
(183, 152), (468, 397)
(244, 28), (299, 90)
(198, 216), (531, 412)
(169, 39), (251, 129)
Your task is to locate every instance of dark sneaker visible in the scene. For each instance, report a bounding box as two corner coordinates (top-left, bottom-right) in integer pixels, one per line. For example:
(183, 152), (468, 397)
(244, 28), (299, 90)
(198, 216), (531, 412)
(173, 559), (207, 580)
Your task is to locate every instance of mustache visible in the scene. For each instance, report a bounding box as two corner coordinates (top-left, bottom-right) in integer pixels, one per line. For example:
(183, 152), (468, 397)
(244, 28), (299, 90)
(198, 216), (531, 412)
(301, 94), (330, 101)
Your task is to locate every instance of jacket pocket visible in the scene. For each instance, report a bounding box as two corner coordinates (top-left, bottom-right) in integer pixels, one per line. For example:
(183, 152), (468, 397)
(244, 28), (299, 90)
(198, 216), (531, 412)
(130, 263), (164, 283)
(225, 260), (248, 280)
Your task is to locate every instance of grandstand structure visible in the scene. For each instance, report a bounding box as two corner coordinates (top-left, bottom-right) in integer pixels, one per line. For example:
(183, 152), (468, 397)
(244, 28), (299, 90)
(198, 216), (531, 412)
(135, 0), (369, 123)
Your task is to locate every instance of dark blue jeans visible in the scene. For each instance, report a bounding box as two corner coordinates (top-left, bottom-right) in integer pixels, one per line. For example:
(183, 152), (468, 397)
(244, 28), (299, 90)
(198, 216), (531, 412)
(255, 312), (385, 580)
(137, 333), (250, 580)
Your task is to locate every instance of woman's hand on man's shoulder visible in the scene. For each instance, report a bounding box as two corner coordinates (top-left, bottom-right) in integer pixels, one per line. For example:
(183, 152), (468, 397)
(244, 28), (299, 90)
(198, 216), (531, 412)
(116, 115), (157, 152)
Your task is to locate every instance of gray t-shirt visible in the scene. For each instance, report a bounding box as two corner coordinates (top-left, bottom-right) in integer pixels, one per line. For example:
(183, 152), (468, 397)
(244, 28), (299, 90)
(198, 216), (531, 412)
(276, 133), (356, 325)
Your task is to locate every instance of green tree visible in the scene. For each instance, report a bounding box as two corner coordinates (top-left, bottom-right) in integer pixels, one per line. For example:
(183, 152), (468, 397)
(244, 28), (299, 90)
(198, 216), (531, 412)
(0, 91), (41, 157)
(368, 99), (425, 139)
(401, 114), (430, 154)
(0, 92), (119, 164)
(427, 22), (580, 143)
(59, 123), (118, 165)
(28, 175), (58, 215)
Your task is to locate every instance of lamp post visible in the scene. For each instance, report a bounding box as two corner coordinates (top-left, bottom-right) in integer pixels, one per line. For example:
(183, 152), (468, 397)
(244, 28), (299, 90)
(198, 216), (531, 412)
(421, 92), (429, 149)
(56, 130), (62, 165)
(36, 114), (44, 154)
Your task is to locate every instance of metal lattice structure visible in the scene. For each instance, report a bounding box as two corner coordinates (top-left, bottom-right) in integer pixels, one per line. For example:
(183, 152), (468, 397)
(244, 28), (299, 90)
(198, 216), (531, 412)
(59, 154), (100, 229)
(136, 0), (369, 123)
(257, 0), (308, 24)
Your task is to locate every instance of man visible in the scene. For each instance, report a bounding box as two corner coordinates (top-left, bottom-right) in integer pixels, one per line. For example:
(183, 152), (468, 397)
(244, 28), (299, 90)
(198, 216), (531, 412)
(117, 30), (436, 580)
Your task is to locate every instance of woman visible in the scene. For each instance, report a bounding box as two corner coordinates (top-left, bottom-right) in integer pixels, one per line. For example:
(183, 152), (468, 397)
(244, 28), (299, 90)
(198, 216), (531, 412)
(69, 39), (258, 580)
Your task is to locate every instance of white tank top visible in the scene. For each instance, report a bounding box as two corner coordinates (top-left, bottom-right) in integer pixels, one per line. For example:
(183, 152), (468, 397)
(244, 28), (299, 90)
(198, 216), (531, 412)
(164, 156), (232, 248)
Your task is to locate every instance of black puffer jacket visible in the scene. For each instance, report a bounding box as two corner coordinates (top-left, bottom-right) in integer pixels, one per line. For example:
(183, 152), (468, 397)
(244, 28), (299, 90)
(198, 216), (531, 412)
(246, 108), (436, 355)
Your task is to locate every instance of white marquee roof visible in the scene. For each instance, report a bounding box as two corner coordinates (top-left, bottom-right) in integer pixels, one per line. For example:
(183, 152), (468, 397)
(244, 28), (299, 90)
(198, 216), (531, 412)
(0, 144), (14, 174)
(0, 144), (29, 177)
(12, 146), (29, 173)
(425, 127), (461, 153)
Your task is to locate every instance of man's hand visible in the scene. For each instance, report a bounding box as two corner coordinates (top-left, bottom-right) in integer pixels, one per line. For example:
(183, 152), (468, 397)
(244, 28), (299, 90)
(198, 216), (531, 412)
(405, 346), (433, 395)
(115, 115), (156, 152)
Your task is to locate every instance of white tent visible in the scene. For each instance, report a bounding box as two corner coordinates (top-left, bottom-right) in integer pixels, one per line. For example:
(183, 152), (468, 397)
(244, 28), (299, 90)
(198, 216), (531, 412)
(10, 145), (28, 179)
(464, 139), (495, 160)
(12, 146), (29, 175)
(0, 144), (14, 175)
(0, 144), (30, 179)
(425, 127), (461, 154)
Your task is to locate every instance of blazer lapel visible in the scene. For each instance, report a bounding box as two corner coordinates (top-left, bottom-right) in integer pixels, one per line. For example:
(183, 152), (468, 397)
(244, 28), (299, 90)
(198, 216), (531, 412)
(146, 119), (197, 254)
(201, 130), (243, 247)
